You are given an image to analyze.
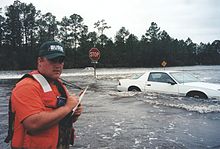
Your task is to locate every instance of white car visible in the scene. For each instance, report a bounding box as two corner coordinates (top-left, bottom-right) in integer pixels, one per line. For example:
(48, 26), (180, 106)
(117, 70), (220, 99)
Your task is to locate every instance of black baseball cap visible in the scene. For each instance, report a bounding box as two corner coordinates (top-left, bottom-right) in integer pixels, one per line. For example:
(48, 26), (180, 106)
(38, 41), (65, 59)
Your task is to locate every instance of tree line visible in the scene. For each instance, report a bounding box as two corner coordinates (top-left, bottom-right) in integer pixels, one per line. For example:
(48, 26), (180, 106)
(0, 0), (220, 70)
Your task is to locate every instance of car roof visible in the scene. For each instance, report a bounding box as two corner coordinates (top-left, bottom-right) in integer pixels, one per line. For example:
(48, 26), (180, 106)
(145, 70), (181, 73)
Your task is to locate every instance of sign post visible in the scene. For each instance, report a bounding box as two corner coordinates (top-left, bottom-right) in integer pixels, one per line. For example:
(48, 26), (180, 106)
(89, 48), (100, 78)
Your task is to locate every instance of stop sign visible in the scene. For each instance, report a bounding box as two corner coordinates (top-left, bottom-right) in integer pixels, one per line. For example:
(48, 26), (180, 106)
(89, 48), (100, 61)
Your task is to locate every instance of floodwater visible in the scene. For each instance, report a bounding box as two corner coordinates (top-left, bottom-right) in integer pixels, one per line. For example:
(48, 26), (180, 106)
(1, 66), (220, 149)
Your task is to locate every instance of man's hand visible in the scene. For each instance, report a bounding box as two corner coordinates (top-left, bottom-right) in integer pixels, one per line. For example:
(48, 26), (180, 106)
(72, 104), (83, 123)
(65, 94), (79, 112)
(74, 104), (83, 116)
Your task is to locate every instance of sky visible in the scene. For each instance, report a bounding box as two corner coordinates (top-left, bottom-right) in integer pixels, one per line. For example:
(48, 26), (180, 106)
(1, 0), (220, 44)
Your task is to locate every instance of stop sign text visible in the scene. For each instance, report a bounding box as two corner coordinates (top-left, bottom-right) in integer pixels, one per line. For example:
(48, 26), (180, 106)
(89, 48), (100, 61)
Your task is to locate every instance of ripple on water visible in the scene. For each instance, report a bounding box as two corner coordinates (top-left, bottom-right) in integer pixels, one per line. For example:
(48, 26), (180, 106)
(139, 93), (220, 113)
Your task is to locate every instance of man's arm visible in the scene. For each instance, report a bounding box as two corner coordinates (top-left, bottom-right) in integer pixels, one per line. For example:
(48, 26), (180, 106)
(22, 95), (78, 135)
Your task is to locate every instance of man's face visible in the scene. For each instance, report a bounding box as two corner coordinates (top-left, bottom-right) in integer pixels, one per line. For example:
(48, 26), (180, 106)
(38, 56), (64, 80)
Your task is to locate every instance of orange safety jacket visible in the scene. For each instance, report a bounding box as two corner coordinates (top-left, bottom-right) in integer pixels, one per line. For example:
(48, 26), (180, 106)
(5, 71), (72, 148)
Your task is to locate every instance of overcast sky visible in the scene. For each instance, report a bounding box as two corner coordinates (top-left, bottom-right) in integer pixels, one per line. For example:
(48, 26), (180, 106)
(1, 0), (220, 44)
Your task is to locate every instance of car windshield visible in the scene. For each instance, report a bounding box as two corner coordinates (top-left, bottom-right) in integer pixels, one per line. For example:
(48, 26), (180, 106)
(131, 73), (144, 79)
(170, 72), (200, 83)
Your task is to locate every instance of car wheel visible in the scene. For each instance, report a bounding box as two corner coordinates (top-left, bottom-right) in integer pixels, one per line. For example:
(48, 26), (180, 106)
(128, 86), (141, 92)
(186, 91), (208, 99)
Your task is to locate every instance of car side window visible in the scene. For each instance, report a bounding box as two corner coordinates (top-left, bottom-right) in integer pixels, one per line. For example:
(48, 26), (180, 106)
(148, 72), (174, 83)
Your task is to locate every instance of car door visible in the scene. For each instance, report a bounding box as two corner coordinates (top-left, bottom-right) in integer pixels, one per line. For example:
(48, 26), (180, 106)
(145, 72), (179, 95)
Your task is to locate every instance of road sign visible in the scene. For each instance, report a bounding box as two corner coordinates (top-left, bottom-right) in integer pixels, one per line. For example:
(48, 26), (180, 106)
(89, 48), (100, 62)
(161, 61), (167, 67)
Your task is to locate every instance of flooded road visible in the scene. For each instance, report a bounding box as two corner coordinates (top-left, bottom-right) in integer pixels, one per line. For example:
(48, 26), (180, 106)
(1, 66), (220, 149)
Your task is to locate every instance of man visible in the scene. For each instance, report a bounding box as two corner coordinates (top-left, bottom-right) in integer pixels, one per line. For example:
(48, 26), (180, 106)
(9, 41), (82, 149)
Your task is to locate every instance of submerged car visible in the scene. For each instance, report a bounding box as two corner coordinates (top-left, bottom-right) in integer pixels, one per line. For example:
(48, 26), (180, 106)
(117, 70), (220, 99)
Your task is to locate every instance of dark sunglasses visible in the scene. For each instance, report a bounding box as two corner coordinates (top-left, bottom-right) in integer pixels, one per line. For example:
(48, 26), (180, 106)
(48, 57), (65, 63)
